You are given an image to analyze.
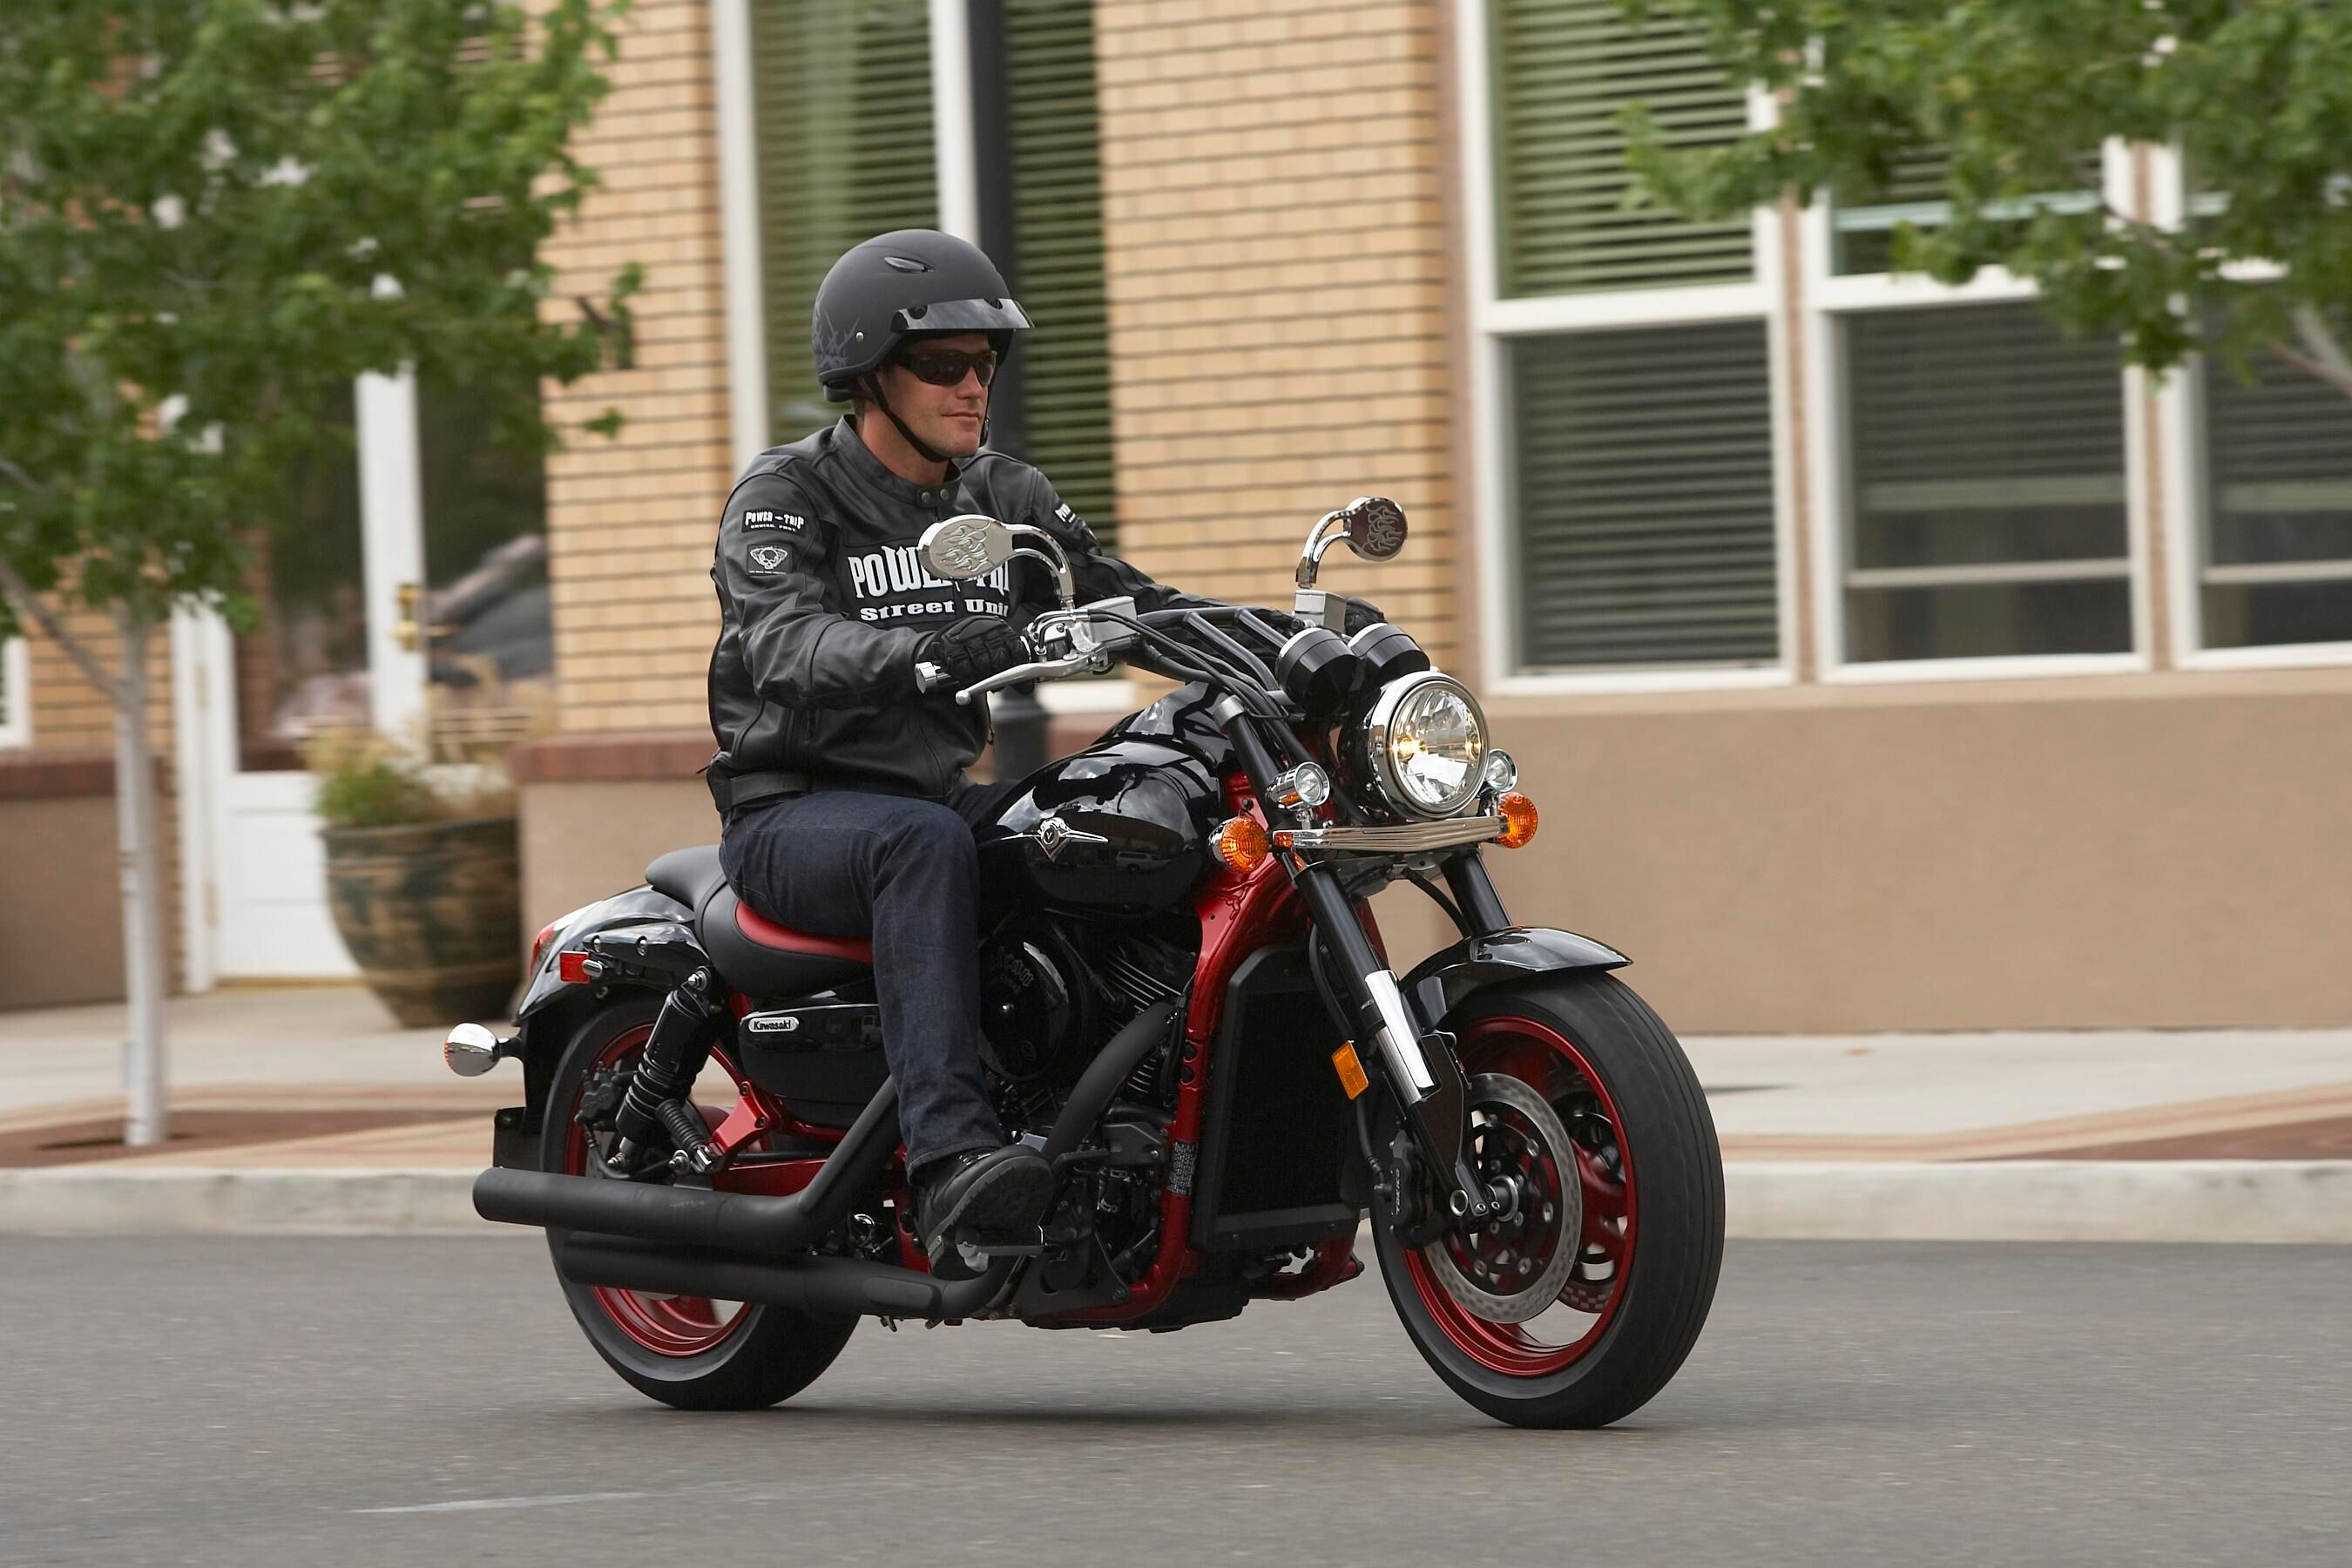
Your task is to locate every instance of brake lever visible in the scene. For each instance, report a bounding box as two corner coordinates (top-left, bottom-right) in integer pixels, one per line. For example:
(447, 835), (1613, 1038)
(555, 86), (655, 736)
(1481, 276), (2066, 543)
(953, 655), (1094, 706)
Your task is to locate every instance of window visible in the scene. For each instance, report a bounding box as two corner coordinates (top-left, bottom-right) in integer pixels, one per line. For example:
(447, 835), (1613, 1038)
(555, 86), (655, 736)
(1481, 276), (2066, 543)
(998, 0), (1116, 541)
(1513, 321), (1778, 667)
(2194, 346), (2352, 651)
(0, 635), (26, 747)
(738, 0), (1118, 544)
(1808, 144), (2140, 672)
(1470, 0), (1786, 683)
(1839, 303), (2132, 662)
(747, 0), (940, 443)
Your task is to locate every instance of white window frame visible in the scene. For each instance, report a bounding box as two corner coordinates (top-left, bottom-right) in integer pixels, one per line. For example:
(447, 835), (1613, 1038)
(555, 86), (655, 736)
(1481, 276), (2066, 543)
(1456, 2), (1797, 696)
(0, 635), (28, 748)
(1801, 142), (2154, 684)
(2146, 146), (2352, 672)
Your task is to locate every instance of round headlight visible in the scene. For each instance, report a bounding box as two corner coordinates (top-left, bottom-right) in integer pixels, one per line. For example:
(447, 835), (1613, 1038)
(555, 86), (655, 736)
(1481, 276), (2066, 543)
(1366, 672), (1487, 818)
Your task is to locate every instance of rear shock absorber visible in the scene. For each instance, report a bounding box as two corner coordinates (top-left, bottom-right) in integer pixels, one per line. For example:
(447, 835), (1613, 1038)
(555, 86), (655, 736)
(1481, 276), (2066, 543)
(613, 969), (727, 1173)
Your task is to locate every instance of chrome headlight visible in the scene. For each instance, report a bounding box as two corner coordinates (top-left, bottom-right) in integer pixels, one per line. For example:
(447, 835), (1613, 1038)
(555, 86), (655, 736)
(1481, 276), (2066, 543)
(1364, 672), (1488, 818)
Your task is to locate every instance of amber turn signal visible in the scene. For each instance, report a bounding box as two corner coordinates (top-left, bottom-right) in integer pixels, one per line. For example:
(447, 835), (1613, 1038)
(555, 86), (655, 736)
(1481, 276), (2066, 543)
(1213, 814), (1271, 875)
(1495, 790), (1538, 848)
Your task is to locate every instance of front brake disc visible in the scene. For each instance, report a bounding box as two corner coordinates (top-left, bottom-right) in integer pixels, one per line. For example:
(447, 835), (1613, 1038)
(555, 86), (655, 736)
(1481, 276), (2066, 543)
(1418, 1073), (1583, 1325)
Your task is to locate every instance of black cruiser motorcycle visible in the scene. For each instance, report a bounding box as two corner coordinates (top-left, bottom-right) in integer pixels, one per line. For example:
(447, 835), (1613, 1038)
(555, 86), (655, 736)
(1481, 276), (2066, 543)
(453, 498), (1724, 1428)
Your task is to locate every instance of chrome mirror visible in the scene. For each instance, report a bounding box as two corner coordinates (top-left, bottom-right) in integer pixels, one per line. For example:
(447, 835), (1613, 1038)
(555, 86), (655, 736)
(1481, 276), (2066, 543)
(1296, 496), (1409, 590)
(1339, 496), (1407, 562)
(920, 515), (1015, 580)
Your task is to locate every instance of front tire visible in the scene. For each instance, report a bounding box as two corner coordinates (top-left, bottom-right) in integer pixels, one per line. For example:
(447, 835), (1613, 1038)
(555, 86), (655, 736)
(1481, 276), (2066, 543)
(1373, 973), (1723, 1428)
(538, 995), (856, 1410)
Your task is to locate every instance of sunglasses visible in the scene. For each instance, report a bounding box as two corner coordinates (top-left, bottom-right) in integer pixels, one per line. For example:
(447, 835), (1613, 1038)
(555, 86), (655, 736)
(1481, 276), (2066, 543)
(895, 348), (999, 389)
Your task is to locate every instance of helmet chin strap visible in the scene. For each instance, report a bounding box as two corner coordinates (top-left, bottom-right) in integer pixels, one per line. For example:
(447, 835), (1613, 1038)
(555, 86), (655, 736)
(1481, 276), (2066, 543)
(864, 375), (953, 470)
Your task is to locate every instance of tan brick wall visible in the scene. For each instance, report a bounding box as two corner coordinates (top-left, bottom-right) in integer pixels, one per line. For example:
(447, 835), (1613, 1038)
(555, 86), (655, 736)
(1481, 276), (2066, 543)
(24, 602), (174, 754)
(1093, 0), (1459, 668)
(538, 0), (731, 736)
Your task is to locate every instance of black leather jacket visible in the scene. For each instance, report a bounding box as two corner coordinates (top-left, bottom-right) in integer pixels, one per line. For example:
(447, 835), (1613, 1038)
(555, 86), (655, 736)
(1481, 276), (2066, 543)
(705, 418), (1221, 808)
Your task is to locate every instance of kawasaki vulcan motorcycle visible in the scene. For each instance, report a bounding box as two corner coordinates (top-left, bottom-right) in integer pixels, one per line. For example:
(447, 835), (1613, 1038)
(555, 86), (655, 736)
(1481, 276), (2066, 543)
(452, 497), (1724, 1428)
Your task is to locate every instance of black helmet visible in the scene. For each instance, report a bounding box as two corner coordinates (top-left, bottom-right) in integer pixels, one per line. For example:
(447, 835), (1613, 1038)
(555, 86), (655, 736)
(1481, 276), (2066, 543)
(812, 229), (1031, 402)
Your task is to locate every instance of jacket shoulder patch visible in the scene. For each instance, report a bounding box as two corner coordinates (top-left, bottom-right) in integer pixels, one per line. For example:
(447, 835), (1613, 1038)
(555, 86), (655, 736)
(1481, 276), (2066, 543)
(747, 542), (793, 576)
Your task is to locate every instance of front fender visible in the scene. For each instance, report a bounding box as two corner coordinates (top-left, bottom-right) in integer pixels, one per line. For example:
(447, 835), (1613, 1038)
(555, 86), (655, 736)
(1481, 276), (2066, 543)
(1403, 925), (1629, 1027)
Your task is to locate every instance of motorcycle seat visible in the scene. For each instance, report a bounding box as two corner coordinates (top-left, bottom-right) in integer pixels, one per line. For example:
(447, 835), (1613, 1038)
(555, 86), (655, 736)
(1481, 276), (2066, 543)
(645, 846), (873, 997)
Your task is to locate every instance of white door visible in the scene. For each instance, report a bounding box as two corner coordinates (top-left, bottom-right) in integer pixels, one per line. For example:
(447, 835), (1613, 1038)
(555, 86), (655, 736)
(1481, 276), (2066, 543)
(178, 371), (429, 982)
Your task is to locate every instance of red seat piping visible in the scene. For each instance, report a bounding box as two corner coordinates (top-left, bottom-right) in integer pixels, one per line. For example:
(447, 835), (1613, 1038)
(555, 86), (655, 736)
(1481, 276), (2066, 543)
(733, 903), (874, 964)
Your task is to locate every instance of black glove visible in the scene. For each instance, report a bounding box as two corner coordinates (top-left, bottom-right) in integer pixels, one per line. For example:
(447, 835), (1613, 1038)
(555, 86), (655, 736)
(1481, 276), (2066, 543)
(927, 614), (1029, 687)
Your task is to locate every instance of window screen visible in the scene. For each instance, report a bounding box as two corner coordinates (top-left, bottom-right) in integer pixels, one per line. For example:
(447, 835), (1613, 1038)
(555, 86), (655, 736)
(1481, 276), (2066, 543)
(1512, 321), (1778, 669)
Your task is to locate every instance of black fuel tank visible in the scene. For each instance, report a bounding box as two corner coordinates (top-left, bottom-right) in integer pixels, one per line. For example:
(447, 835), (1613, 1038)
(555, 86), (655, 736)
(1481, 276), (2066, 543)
(979, 689), (1228, 916)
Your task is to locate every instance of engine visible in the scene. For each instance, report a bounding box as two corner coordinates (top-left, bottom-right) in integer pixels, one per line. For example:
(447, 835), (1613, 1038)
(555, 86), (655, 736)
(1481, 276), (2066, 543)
(977, 913), (1195, 1304)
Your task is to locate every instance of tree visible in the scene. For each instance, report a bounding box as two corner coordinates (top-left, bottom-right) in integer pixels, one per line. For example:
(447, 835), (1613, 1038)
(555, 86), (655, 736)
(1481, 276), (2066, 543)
(1619, 0), (2352, 394)
(0, 0), (639, 1145)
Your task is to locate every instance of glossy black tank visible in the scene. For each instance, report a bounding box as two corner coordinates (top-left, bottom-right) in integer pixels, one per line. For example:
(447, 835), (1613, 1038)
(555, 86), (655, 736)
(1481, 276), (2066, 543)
(978, 684), (1231, 917)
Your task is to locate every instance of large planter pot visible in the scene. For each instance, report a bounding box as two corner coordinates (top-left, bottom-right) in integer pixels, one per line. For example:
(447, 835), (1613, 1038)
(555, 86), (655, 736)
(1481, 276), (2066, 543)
(321, 815), (522, 1027)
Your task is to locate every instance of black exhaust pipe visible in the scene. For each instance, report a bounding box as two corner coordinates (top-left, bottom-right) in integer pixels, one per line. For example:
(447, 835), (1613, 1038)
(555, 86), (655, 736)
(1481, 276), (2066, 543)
(474, 1058), (900, 1253)
(476, 999), (1178, 1285)
(553, 1233), (1014, 1321)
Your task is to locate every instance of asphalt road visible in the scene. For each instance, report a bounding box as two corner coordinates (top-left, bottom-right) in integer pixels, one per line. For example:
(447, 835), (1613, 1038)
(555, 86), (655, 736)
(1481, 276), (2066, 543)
(3, 1238), (2347, 1567)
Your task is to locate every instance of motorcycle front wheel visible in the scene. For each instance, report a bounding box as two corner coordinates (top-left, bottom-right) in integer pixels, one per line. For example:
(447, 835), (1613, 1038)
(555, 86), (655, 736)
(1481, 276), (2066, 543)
(1372, 972), (1723, 1429)
(538, 995), (856, 1410)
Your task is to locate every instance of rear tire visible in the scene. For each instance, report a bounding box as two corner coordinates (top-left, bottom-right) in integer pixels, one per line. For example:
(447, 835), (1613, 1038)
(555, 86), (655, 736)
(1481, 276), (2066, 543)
(538, 995), (856, 1410)
(1373, 973), (1722, 1428)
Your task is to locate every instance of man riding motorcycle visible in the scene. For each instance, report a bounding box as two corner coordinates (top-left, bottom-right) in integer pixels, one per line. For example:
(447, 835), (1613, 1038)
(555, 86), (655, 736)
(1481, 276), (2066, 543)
(706, 229), (1374, 1275)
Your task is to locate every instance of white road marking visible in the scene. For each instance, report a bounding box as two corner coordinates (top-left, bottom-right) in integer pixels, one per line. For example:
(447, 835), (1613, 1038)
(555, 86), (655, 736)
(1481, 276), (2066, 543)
(354, 1491), (647, 1515)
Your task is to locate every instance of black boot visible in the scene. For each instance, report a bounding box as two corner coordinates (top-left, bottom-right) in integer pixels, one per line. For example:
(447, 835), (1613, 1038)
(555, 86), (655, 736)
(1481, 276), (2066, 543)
(916, 1143), (1053, 1280)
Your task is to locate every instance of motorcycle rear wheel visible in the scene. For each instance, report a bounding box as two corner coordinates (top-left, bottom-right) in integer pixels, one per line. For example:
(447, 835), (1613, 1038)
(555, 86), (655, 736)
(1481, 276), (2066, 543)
(1373, 973), (1723, 1429)
(539, 995), (856, 1410)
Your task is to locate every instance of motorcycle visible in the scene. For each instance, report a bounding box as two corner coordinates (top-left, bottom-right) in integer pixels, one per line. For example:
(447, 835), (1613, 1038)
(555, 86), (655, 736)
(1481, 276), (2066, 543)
(451, 497), (1724, 1428)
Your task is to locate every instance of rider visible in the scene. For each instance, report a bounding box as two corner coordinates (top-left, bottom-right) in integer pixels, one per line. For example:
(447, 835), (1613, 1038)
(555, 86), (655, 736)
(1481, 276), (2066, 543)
(705, 229), (1231, 1276)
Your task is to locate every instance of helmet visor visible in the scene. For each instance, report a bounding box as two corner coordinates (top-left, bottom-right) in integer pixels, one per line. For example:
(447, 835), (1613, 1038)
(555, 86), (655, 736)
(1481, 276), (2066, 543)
(895, 297), (1031, 334)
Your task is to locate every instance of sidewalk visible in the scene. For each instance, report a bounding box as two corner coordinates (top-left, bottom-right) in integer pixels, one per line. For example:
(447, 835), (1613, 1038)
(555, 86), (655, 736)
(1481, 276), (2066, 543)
(3, 988), (2348, 1239)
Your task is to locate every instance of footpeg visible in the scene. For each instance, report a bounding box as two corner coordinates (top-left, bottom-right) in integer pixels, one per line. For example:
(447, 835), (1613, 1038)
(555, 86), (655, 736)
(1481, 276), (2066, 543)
(956, 1225), (1046, 1259)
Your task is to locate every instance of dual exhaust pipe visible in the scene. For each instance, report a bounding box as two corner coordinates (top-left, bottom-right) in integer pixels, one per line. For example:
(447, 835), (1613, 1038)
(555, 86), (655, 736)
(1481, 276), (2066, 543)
(470, 1000), (1179, 1321)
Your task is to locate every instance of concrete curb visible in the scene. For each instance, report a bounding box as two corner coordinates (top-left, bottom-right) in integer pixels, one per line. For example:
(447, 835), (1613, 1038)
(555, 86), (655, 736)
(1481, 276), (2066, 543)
(1727, 1159), (2352, 1244)
(0, 1167), (493, 1237)
(3, 1160), (2349, 1241)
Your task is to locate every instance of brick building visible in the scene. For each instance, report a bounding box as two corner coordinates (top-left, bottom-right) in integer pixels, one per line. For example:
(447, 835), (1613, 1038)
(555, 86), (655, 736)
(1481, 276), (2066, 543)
(8, 0), (2351, 1029)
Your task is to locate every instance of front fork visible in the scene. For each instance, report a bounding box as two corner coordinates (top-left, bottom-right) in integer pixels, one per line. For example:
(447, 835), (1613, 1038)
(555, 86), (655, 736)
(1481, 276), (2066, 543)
(1294, 861), (1504, 1223)
(1217, 707), (1509, 1221)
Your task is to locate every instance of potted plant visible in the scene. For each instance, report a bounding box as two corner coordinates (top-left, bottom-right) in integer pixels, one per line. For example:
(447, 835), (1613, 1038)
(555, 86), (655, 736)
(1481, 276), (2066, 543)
(306, 730), (522, 1027)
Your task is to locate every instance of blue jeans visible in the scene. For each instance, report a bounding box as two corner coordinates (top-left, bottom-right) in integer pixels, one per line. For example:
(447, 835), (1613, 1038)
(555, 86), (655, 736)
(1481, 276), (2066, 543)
(718, 781), (1020, 1183)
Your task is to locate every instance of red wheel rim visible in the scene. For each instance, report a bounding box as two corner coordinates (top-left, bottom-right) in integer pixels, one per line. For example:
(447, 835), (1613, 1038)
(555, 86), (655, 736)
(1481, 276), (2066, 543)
(562, 1023), (753, 1357)
(1402, 1014), (1636, 1378)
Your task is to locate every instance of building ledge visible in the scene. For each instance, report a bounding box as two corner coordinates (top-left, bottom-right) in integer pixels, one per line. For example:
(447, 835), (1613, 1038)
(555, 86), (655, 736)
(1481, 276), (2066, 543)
(0, 749), (120, 801)
(509, 731), (713, 786)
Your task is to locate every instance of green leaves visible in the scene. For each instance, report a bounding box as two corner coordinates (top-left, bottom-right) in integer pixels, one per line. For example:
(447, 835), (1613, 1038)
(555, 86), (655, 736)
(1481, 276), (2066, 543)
(0, 0), (634, 650)
(1621, 0), (2352, 394)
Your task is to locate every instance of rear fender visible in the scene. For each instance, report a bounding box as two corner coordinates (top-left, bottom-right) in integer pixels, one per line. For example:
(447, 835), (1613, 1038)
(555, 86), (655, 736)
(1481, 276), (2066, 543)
(501, 885), (697, 1164)
(1402, 925), (1629, 1029)
(511, 884), (695, 1025)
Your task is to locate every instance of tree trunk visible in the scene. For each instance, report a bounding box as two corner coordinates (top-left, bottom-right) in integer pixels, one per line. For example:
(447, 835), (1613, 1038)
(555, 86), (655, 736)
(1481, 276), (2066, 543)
(114, 610), (170, 1147)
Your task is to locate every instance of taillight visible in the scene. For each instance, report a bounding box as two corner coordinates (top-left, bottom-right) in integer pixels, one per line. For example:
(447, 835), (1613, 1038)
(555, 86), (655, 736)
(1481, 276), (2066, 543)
(530, 920), (562, 971)
(558, 950), (596, 985)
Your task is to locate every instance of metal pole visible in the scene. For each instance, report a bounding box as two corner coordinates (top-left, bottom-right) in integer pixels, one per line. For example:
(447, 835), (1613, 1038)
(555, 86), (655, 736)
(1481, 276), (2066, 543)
(114, 610), (169, 1146)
